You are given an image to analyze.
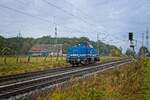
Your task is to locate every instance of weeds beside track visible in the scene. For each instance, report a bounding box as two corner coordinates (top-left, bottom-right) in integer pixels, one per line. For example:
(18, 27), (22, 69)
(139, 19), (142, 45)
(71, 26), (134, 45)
(0, 58), (130, 99)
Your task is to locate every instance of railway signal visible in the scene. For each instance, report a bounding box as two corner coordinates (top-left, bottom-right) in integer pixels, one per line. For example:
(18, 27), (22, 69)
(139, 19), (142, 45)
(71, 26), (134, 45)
(129, 32), (133, 41)
(128, 32), (135, 51)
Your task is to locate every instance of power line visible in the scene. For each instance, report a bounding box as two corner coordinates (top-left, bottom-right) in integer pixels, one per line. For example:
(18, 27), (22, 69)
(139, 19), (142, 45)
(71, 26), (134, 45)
(0, 4), (50, 22)
(0, 1), (119, 44)
(14, 0), (102, 33)
(64, 1), (93, 19)
(63, 0), (99, 26)
(15, 0), (26, 5)
(0, 3), (88, 35)
(14, 0), (109, 35)
(42, 0), (100, 32)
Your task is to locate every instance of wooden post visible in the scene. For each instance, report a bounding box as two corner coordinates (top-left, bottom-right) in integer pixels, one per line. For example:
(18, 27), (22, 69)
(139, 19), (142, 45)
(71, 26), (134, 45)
(16, 56), (19, 63)
(27, 56), (30, 63)
(44, 56), (47, 62)
(4, 56), (7, 64)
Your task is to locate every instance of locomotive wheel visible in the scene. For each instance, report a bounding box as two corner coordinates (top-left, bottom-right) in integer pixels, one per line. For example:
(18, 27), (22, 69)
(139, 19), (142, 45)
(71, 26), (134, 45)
(71, 63), (79, 67)
(81, 59), (88, 65)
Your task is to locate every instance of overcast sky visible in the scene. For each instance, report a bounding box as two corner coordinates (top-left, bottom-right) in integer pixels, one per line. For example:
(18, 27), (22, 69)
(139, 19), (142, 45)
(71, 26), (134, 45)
(0, 0), (150, 52)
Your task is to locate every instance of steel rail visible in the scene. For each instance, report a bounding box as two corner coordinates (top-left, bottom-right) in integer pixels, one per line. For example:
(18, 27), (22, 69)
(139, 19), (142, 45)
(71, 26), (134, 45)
(0, 59), (130, 99)
(0, 58), (126, 86)
(0, 67), (79, 86)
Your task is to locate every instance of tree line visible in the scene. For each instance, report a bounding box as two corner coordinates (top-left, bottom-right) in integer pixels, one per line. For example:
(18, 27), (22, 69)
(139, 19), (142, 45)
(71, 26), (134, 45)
(0, 35), (121, 56)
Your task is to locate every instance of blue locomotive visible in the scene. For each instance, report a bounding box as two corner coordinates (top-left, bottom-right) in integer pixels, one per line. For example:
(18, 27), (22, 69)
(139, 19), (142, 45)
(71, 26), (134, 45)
(66, 42), (100, 65)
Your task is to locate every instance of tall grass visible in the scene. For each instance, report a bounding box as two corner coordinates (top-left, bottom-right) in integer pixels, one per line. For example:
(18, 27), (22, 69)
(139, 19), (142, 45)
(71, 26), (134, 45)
(37, 59), (145, 100)
(143, 58), (150, 99)
(0, 56), (121, 76)
(0, 56), (68, 76)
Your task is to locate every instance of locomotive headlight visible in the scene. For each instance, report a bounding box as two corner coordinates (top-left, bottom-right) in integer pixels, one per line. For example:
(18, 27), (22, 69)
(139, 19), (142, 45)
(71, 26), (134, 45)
(71, 54), (78, 56)
(77, 59), (80, 61)
(70, 54), (73, 56)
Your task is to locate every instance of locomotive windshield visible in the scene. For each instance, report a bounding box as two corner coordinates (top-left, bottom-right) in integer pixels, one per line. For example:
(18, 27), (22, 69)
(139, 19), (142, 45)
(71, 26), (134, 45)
(75, 42), (93, 48)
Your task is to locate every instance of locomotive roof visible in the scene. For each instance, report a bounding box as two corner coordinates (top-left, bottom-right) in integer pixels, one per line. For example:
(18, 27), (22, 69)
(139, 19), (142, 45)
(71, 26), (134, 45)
(74, 42), (93, 48)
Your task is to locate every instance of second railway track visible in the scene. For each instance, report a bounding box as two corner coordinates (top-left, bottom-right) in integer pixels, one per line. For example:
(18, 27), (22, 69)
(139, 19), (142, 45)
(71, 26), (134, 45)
(0, 58), (131, 99)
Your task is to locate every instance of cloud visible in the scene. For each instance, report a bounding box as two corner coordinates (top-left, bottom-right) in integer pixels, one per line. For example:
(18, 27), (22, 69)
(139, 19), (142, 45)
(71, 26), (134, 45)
(0, 0), (150, 51)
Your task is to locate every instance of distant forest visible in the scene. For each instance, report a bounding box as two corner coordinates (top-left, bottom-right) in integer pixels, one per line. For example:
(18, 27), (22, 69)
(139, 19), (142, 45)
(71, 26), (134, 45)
(0, 35), (120, 56)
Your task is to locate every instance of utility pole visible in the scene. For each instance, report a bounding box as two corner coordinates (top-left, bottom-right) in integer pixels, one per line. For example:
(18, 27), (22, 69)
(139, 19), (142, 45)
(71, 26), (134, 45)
(55, 23), (58, 61)
(142, 32), (145, 47)
(18, 33), (22, 38)
(55, 24), (57, 44)
(146, 27), (149, 50)
(97, 33), (99, 55)
(18, 25), (23, 39)
(16, 30), (22, 63)
(17, 30), (22, 53)
(17, 29), (22, 39)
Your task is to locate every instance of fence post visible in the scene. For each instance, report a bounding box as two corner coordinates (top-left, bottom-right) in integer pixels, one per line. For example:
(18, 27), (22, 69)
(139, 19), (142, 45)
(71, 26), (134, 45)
(16, 56), (19, 63)
(44, 56), (47, 62)
(27, 56), (31, 63)
(4, 56), (7, 64)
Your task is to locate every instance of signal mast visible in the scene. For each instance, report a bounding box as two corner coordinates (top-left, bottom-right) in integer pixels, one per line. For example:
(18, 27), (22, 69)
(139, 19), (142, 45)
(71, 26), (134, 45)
(146, 27), (149, 50)
(129, 32), (135, 51)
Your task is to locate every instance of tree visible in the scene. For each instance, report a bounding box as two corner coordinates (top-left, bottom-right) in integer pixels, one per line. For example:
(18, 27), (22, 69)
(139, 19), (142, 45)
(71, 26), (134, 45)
(110, 48), (122, 57)
(1, 47), (13, 56)
(125, 48), (135, 57)
(1, 47), (13, 64)
(138, 46), (149, 56)
(0, 35), (119, 56)
(0, 36), (6, 54)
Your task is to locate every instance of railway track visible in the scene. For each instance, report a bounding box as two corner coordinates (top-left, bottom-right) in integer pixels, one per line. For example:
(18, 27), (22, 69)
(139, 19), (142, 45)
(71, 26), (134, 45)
(0, 59), (124, 86)
(0, 58), (131, 99)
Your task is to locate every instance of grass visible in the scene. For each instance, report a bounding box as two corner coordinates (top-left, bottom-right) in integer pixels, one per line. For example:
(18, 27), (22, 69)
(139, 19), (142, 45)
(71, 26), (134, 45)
(100, 56), (121, 62)
(0, 56), (121, 76)
(0, 56), (68, 76)
(143, 58), (150, 99)
(37, 58), (144, 100)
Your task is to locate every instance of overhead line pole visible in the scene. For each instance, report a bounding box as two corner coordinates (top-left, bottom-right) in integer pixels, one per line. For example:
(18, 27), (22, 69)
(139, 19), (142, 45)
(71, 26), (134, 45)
(146, 27), (149, 50)
(142, 32), (144, 47)
(97, 33), (99, 55)
(54, 17), (58, 61)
